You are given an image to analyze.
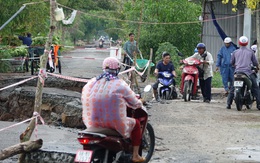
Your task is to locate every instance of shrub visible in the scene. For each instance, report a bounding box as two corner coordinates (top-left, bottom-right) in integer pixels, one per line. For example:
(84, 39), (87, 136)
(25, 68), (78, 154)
(0, 47), (12, 72)
(212, 72), (223, 88)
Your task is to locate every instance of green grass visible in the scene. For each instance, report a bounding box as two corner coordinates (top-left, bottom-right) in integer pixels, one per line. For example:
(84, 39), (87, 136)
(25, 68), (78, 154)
(212, 72), (223, 88)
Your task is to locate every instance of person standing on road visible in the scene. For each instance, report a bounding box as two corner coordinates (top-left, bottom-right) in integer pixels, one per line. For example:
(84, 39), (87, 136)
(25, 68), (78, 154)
(231, 36), (260, 110)
(216, 37), (237, 109)
(18, 33), (32, 46)
(189, 43), (214, 103)
(251, 40), (260, 87)
(123, 33), (140, 70)
(251, 40), (257, 55)
(216, 37), (237, 96)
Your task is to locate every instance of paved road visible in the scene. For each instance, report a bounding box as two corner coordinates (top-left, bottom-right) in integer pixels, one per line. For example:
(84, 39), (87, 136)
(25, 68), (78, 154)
(1, 48), (260, 163)
(61, 48), (111, 78)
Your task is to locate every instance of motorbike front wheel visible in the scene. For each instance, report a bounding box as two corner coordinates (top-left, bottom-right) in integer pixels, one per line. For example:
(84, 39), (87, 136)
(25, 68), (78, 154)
(165, 91), (170, 100)
(235, 90), (243, 111)
(140, 74), (147, 82)
(140, 123), (155, 163)
(183, 80), (191, 102)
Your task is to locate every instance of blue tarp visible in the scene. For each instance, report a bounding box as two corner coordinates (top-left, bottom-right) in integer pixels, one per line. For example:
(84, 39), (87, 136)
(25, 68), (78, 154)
(210, 3), (238, 49)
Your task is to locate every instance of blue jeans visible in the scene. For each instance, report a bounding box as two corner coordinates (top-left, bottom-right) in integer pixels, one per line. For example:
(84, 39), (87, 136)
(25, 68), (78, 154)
(220, 66), (234, 91)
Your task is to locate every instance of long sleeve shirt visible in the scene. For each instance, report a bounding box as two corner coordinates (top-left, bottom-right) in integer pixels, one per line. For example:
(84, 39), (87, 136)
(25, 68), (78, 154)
(216, 44), (236, 68)
(231, 46), (258, 76)
(81, 77), (142, 138)
(18, 36), (32, 46)
(189, 51), (214, 80)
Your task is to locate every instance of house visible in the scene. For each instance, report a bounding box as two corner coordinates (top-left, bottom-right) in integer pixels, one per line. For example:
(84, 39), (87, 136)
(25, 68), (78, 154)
(201, 1), (257, 62)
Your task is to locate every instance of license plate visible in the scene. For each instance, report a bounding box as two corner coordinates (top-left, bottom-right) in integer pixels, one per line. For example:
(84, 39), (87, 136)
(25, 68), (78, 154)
(74, 150), (93, 163)
(234, 81), (243, 87)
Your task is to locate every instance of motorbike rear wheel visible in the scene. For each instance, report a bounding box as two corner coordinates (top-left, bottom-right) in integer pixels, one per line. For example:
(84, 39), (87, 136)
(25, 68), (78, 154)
(57, 60), (61, 74)
(31, 60), (34, 75)
(165, 91), (170, 100)
(140, 123), (155, 163)
(235, 91), (243, 111)
(183, 80), (191, 102)
(246, 104), (252, 109)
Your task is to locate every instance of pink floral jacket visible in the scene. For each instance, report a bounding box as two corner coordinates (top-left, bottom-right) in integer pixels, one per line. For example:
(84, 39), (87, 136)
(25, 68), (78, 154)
(81, 77), (142, 138)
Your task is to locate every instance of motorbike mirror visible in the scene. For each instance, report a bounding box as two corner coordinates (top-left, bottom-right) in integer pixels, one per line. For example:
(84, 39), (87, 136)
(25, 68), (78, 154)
(144, 85), (152, 92)
(177, 52), (183, 57)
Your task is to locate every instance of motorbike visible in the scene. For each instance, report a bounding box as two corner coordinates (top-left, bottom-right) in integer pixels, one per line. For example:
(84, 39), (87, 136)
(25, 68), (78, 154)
(180, 57), (201, 102)
(75, 85), (155, 163)
(157, 71), (177, 100)
(233, 67), (257, 111)
(99, 39), (104, 48)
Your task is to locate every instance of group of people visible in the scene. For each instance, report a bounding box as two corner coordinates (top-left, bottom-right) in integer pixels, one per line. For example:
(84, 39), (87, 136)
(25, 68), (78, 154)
(151, 35), (260, 110)
(216, 36), (260, 110)
(80, 33), (260, 162)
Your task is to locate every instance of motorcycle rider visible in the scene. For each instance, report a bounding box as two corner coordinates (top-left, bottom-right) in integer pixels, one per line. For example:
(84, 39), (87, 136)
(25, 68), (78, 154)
(189, 43), (214, 103)
(153, 52), (177, 101)
(98, 36), (105, 48)
(81, 57), (145, 162)
(230, 36), (260, 110)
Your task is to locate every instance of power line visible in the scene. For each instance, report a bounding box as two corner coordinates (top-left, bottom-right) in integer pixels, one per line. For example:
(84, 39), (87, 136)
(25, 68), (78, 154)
(57, 2), (260, 25)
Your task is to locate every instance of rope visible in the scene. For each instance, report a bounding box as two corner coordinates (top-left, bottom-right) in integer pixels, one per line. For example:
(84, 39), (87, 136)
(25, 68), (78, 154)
(57, 2), (260, 25)
(23, 0), (49, 6)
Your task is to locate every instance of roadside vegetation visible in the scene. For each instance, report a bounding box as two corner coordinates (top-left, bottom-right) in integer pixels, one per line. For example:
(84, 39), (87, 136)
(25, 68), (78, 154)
(0, 0), (202, 72)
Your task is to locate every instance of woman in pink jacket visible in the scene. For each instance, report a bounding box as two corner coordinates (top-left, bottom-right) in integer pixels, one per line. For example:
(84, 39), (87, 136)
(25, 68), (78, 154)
(81, 57), (145, 162)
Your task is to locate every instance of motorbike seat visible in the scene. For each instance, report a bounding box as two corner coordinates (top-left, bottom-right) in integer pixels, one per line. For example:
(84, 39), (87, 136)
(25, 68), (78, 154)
(234, 72), (251, 79)
(79, 127), (122, 137)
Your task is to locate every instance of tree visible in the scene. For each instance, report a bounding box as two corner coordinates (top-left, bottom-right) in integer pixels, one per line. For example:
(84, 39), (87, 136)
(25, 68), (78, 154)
(118, 0), (202, 59)
(0, 0), (49, 45)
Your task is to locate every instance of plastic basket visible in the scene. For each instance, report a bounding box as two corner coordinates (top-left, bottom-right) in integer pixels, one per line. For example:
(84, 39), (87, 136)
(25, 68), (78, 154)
(135, 59), (155, 72)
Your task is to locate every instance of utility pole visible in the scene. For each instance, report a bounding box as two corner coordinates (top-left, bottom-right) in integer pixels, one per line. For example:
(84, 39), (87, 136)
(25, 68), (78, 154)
(256, 6), (260, 63)
(19, 0), (57, 162)
(136, 0), (144, 43)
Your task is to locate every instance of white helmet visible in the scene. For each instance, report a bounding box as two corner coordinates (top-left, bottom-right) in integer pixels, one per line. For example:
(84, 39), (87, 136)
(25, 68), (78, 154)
(239, 36), (248, 46)
(224, 37), (232, 43)
(251, 45), (257, 52)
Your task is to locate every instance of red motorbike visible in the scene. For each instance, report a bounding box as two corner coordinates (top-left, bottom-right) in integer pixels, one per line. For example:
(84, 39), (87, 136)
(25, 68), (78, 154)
(180, 57), (201, 101)
(75, 86), (155, 163)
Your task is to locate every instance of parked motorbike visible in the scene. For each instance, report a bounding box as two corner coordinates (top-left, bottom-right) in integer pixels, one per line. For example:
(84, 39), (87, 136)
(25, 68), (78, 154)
(157, 71), (177, 100)
(75, 85), (155, 163)
(233, 67), (257, 111)
(180, 57), (201, 101)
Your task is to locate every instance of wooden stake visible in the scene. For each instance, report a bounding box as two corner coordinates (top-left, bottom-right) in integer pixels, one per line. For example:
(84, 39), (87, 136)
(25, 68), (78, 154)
(146, 48), (153, 83)
(18, 0), (57, 162)
(0, 139), (43, 161)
